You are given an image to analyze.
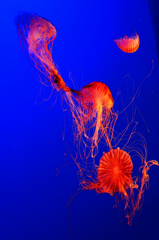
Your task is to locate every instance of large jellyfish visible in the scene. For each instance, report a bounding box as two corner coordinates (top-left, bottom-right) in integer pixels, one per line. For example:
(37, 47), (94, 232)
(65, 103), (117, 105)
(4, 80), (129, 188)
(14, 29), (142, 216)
(114, 34), (140, 53)
(77, 137), (159, 225)
(67, 81), (117, 158)
(16, 12), (117, 157)
(97, 147), (133, 196)
(15, 12), (69, 92)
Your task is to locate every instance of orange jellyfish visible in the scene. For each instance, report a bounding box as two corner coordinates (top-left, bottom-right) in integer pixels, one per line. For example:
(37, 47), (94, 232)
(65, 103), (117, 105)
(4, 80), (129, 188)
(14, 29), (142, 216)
(15, 12), (69, 92)
(80, 147), (158, 225)
(114, 34), (140, 53)
(16, 12), (118, 158)
(70, 81), (118, 158)
(97, 147), (133, 196)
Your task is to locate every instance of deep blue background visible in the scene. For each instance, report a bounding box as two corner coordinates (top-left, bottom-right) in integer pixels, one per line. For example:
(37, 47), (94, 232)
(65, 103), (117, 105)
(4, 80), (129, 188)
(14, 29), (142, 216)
(0, 0), (159, 239)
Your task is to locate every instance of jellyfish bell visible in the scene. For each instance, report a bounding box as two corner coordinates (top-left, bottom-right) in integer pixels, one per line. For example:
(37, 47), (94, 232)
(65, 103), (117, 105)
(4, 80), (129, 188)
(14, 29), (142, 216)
(78, 81), (114, 127)
(114, 33), (140, 53)
(16, 12), (58, 81)
(26, 16), (56, 69)
(80, 81), (114, 109)
(98, 147), (133, 196)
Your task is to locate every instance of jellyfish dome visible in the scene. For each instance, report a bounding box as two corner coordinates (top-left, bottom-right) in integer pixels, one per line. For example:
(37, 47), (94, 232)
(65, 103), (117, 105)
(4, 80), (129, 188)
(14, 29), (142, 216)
(98, 147), (133, 196)
(114, 34), (140, 53)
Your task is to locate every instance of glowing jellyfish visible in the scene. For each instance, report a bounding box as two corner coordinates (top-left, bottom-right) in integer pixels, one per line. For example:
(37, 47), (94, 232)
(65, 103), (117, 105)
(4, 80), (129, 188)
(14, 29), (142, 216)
(15, 12), (69, 92)
(98, 147), (133, 196)
(80, 146), (158, 225)
(70, 81), (118, 158)
(114, 34), (140, 53)
(16, 12), (118, 158)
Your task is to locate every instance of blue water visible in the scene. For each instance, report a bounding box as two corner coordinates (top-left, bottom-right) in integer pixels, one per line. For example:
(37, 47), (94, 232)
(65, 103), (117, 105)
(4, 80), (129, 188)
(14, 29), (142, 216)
(0, 0), (159, 239)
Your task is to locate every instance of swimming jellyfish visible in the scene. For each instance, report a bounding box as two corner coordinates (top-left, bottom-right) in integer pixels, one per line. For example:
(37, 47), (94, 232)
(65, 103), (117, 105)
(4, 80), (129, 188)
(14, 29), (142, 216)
(80, 146), (158, 225)
(15, 12), (69, 92)
(114, 34), (140, 53)
(70, 81), (117, 158)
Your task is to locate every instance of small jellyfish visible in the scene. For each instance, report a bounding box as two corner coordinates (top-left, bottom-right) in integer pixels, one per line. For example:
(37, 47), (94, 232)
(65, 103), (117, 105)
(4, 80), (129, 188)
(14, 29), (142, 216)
(114, 34), (140, 53)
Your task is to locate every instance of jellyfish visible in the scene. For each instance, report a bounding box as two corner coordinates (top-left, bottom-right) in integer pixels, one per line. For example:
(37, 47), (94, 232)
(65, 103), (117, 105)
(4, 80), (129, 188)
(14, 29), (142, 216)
(16, 12), (118, 158)
(97, 147), (133, 196)
(114, 34), (140, 53)
(148, 0), (159, 65)
(15, 12), (70, 92)
(79, 146), (158, 225)
(68, 81), (118, 158)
